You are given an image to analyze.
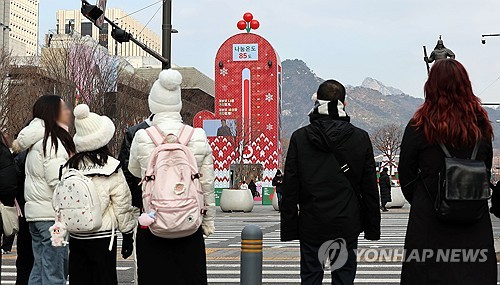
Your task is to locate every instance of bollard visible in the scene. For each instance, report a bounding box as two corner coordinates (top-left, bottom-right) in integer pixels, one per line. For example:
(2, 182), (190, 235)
(240, 224), (263, 285)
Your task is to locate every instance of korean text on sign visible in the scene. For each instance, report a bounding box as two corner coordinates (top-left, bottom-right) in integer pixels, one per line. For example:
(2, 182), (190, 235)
(233, 44), (259, 61)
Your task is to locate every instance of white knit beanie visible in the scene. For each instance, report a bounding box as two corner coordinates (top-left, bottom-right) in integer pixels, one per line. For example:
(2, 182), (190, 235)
(73, 104), (116, 153)
(148, 69), (183, 114)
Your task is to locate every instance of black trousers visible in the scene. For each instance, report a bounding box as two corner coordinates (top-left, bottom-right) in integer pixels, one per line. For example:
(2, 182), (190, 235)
(300, 238), (358, 285)
(136, 226), (207, 285)
(68, 237), (118, 285)
(2, 231), (15, 251)
(16, 216), (34, 285)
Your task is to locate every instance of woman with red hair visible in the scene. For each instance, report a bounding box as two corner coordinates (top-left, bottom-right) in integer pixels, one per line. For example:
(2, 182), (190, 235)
(399, 59), (496, 284)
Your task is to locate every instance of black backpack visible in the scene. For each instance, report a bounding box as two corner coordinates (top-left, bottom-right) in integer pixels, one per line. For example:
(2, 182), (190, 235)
(427, 142), (491, 224)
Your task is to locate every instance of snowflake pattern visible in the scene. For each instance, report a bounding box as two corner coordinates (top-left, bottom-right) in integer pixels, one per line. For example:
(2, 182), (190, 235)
(265, 93), (273, 102)
(220, 68), (228, 76)
(266, 124), (273, 131)
(221, 85), (228, 91)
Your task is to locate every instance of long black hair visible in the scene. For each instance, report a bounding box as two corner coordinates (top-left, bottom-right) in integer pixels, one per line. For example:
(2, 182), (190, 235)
(66, 146), (112, 170)
(0, 130), (8, 147)
(32, 95), (75, 156)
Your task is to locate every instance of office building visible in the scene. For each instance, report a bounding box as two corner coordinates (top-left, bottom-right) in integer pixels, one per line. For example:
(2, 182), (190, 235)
(55, 8), (161, 57)
(8, 0), (39, 56)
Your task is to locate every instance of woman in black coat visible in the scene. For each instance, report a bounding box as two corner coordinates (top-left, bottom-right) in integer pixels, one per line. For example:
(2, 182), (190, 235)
(399, 59), (496, 285)
(378, 167), (392, 211)
(272, 170), (284, 208)
(248, 180), (259, 197)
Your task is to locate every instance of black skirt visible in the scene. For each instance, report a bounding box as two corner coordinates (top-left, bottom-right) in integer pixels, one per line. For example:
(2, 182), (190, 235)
(136, 226), (207, 285)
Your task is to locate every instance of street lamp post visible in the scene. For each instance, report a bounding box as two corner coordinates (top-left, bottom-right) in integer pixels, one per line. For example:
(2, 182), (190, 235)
(162, 0), (172, 70)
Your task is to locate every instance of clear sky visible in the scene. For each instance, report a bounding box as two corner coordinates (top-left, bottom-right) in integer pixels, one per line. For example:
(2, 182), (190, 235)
(39, 0), (500, 103)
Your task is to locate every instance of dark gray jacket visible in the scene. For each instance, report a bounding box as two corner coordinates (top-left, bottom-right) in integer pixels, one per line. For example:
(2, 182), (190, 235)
(118, 121), (150, 209)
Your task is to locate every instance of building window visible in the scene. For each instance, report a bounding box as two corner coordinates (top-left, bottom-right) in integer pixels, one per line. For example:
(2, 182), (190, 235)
(81, 22), (92, 37)
(65, 19), (75, 34)
(99, 23), (109, 49)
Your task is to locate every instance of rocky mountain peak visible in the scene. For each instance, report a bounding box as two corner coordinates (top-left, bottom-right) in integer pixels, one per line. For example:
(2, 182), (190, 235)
(361, 77), (406, 96)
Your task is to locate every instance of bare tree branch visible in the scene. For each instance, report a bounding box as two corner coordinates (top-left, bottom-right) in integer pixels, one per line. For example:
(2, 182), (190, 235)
(371, 124), (404, 173)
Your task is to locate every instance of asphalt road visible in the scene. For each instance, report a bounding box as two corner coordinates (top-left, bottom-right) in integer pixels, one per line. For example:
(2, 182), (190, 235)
(2, 204), (500, 284)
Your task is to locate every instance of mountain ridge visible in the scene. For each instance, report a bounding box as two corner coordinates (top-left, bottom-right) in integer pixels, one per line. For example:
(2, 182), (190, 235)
(281, 59), (500, 148)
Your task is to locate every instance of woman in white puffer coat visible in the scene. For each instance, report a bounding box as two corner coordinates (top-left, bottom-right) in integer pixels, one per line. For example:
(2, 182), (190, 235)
(129, 69), (215, 285)
(63, 104), (136, 285)
(12, 95), (75, 285)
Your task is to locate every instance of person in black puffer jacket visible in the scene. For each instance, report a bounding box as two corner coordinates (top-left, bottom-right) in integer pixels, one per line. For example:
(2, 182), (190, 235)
(14, 149), (34, 285)
(0, 131), (18, 272)
(0, 132), (16, 206)
(118, 116), (153, 210)
(378, 168), (392, 212)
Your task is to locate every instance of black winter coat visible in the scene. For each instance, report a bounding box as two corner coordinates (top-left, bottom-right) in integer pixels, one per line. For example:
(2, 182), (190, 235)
(118, 121), (150, 209)
(490, 181), (500, 218)
(378, 172), (392, 204)
(280, 116), (381, 245)
(14, 151), (27, 214)
(272, 175), (283, 194)
(399, 123), (496, 285)
(0, 143), (17, 207)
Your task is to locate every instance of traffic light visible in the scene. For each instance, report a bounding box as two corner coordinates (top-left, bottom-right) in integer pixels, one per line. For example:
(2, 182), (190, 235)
(111, 28), (131, 43)
(81, 3), (103, 24)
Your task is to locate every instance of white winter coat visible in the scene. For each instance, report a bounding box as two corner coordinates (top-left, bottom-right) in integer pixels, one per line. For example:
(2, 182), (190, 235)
(12, 118), (70, 222)
(128, 112), (216, 235)
(68, 157), (136, 239)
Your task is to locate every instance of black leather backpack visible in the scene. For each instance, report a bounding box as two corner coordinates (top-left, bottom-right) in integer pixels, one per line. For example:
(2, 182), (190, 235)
(426, 143), (491, 224)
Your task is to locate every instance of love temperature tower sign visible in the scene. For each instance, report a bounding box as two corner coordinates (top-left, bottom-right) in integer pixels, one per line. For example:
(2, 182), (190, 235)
(194, 13), (282, 205)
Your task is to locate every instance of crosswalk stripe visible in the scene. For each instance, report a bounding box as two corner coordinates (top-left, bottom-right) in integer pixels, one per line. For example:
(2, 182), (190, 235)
(205, 270), (401, 275)
(206, 278), (403, 283)
(205, 263), (403, 268)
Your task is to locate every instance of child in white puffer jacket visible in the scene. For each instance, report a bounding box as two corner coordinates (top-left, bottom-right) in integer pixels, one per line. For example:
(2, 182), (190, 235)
(64, 104), (136, 285)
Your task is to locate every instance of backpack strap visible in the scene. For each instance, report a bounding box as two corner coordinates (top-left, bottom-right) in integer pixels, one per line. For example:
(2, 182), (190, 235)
(438, 143), (453, 158)
(177, 125), (195, 146)
(146, 126), (165, 147)
(439, 142), (480, 160)
(471, 142), (480, 160)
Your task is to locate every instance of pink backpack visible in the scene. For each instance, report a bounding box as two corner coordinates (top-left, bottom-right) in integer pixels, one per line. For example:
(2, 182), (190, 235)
(142, 125), (206, 239)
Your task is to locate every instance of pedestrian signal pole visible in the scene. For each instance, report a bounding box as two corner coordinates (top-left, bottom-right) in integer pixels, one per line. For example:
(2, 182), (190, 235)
(162, 0), (172, 69)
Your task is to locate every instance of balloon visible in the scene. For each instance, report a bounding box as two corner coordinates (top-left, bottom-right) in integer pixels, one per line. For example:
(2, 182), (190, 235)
(250, 20), (260, 30)
(243, 12), (253, 23)
(237, 20), (247, 30)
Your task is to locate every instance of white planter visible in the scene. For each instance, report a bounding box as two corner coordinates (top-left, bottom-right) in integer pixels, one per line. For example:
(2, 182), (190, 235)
(386, 187), (407, 208)
(272, 190), (279, 211)
(220, 189), (254, 212)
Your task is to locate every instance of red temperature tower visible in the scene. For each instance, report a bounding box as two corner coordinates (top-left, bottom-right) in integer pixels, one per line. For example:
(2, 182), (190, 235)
(194, 13), (282, 205)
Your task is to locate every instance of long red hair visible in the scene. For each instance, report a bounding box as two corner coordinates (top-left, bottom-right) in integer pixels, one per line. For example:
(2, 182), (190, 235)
(413, 59), (493, 147)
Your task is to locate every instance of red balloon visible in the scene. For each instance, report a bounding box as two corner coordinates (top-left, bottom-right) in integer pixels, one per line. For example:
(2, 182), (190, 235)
(250, 19), (260, 30)
(243, 12), (253, 23)
(237, 20), (247, 30)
